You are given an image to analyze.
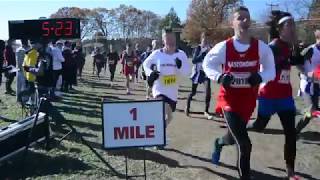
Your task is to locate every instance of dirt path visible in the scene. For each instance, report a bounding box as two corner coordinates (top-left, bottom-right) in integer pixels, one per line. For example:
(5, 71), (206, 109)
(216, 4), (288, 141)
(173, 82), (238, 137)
(1, 63), (320, 179)
(100, 66), (320, 180)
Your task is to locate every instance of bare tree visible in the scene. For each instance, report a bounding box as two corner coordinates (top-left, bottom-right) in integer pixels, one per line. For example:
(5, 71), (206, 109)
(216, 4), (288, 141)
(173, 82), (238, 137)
(51, 7), (95, 40)
(281, 0), (312, 18)
(51, 5), (162, 41)
(183, 0), (242, 44)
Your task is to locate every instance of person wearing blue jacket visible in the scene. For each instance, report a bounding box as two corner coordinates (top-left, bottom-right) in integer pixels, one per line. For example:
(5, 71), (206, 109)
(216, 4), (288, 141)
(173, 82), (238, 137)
(185, 32), (213, 119)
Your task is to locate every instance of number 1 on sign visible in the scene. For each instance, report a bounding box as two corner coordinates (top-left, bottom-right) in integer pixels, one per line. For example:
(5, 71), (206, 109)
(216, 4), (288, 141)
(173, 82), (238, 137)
(130, 108), (137, 121)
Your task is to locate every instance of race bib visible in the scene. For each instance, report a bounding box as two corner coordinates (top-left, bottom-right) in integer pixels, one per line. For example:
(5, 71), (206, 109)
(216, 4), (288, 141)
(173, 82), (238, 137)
(161, 75), (177, 86)
(230, 72), (251, 88)
(109, 60), (115, 65)
(127, 61), (133, 67)
(278, 70), (290, 84)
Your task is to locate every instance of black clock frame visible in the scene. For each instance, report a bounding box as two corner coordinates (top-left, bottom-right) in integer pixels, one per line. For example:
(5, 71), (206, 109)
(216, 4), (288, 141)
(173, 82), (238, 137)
(8, 18), (80, 40)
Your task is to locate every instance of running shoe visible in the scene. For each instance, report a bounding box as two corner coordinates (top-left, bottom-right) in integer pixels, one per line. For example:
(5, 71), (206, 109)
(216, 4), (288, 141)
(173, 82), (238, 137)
(211, 138), (223, 165)
(204, 112), (213, 120)
(289, 175), (301, 180)
(312, 110), (320, 118)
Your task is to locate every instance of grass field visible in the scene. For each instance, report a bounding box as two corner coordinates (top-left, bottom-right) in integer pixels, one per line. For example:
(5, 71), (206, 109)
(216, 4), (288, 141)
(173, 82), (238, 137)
(0, 59), (151, 179)
(1, 56), (320, 180)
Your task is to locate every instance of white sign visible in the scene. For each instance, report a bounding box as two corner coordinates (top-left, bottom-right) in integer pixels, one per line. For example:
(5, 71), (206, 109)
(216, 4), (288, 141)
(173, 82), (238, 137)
(102, 100), (165, 149)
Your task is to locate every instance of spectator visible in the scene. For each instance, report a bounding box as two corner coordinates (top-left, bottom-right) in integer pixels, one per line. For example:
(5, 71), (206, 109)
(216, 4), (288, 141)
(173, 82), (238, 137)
(51, 40), (64, 97)
(16, 39), (29, 102)
(62, 41), (75, 92)
(4, 39), (16, 95)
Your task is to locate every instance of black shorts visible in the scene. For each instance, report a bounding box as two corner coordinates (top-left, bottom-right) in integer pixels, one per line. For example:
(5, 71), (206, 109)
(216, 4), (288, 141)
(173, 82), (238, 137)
(156, 94), (177, 112)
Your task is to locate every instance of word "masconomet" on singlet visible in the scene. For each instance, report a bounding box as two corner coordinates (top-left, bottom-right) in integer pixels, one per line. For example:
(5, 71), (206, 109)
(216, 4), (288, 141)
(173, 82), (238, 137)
(228, 61), (258, 68)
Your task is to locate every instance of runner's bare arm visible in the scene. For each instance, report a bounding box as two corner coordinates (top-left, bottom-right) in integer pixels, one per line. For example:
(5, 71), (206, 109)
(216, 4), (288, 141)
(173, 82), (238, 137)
(202, 41), (226, 82)
(258, 41), (276, 83)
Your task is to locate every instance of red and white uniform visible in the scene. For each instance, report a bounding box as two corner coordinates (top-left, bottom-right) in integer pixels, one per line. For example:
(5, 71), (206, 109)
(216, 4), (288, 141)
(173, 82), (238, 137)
(259, 39), (292, 98)
(121, 51), (137, 76)
(203, 37), (275, 122)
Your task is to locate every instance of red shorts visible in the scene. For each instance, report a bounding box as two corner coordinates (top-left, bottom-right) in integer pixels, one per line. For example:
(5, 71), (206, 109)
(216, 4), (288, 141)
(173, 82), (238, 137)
(215, 90), (224, 117)
(314, 64), (320, 79)
(221, 99), (256, 123)
(218, 88), (257, 123)
(215, 102), (223, 117)
(124, 66), (134, 76)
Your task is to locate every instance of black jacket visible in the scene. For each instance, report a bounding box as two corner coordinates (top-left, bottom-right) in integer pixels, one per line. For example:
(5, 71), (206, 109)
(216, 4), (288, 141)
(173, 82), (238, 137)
(36, 51), (54, 87)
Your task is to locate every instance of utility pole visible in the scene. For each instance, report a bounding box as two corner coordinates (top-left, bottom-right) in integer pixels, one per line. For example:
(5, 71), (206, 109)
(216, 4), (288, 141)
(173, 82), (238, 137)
(266, 2), (279, 12)
(266, 2), (279, 42)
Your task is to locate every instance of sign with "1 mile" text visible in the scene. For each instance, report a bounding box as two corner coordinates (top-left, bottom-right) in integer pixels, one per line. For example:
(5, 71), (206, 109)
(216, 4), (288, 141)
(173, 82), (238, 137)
(102, 100), (165, 149)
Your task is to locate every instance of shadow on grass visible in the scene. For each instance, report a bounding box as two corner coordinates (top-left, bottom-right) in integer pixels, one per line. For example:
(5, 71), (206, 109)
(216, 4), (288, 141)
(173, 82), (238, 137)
(82, 140), (182, 168)
(178, 89), (191, 93)
(104, 91), (134, 96)
(63, 91), (135, 102)
(0, 115), (17, 123)
(107, 147), (238, 179)
(52, 142), (83, 154)
(268, 166), (320, 180)
(62, 94), (102, 103)
(0, 151), (91, 179)
(61, 139), (284, 180)
(247, 128), (284, 135)
(60, 100), (101, 110)
(59, 95), (134, 116)
(302, 141), (320, 146)
(56, 105), (100, 118)
(177, 97), (187, 100)
(299, 131), (320, 142)
(102, 95), (135, 101)
(179, 97), (207, 102)
(163, 148), (284, 180)
(81, 80), (110, 89)
(80, 78), (131, 90)
(65, 119), (102, 132)
(193, 116), (226, 124)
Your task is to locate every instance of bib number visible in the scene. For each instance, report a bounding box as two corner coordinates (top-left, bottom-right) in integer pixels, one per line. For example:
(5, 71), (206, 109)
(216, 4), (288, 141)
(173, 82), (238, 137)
(230, 72), (250, 88)
(162, 75), (177, 86)
(278, 70), (290, 84)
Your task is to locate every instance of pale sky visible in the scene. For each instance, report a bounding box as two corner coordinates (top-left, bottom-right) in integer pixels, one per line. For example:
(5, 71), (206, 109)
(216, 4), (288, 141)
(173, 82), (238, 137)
(0, 0), (299, 40)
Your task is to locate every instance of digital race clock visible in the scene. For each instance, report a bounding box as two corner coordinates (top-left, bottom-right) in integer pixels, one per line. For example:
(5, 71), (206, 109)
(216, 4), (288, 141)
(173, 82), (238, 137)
(8, 18), (80, 39)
